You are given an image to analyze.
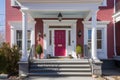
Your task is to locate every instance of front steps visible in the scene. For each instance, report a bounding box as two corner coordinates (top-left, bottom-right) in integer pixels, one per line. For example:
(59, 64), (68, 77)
(28, 59), (92, 76)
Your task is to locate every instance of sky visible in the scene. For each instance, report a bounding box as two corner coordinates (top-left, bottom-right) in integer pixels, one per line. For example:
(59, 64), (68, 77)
(0, 0), (5, 33)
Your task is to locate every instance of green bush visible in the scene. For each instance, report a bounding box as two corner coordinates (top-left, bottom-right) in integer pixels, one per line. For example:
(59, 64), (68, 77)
(0, 51), (8, 74)
(0, 42), (21, 74)
(36, 44), (43, 54)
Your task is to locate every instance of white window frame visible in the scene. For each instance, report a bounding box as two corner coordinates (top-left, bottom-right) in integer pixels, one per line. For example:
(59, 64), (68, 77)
(16, 30), (31, 50)
(83, 21), (109, 59)
(9, 21), (35, 50)
(87, 28), (104, 51)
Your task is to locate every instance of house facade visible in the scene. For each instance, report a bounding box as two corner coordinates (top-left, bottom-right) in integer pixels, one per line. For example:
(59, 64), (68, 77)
(6, 0), (116, 61)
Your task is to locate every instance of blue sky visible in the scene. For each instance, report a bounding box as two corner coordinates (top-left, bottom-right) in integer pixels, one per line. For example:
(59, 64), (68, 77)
(0, 0), (5, 32)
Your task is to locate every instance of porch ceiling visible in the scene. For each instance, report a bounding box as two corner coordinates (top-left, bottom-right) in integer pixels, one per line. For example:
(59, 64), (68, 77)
(28, 11), (89, 18)
(17, 0), (103, 4)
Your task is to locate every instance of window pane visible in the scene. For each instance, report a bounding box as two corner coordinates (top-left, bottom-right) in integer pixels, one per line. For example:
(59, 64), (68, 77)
(97, 40), (102, 49)
(16, 30), (22, 39)
(27, 40), (31, 50)
(88, 42), (91, 49)
(27, 30), (31, 40)
(49, 30), (52, 45)
(97, 30), (102, 39)
(17, 41), (22, 50)
(88, 30), (92, 39)
(88, 30), (92, 49)
(68, 30), (71, 46)
(88, 39), (91, 42)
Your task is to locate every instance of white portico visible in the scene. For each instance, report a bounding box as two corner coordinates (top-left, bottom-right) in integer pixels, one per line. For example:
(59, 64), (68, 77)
(14, 0), (106, 61)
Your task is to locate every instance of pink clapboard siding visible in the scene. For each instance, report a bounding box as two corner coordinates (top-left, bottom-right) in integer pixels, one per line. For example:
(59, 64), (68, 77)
(6, 0), (22, 43)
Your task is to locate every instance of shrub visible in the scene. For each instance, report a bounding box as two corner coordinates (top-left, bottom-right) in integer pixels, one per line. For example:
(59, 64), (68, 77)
(36, 44), (43, 54)
(76, 45), (82, 54)
(0, 42), (21, 75)
(0, 51), (8, 74)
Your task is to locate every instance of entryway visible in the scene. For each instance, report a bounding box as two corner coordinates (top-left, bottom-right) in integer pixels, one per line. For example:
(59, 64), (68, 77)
(43, 20), (77, 58)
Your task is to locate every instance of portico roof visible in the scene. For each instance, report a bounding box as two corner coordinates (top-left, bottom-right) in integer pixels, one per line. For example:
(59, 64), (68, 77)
(16, 0), (103, 20)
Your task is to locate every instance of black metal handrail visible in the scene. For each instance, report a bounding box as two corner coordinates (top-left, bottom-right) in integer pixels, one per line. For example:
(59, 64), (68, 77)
(84, 44), (95, 74)
(28, 45), (35, 62)
(28, 45), (35, 71)
(84, 45), (91, 59)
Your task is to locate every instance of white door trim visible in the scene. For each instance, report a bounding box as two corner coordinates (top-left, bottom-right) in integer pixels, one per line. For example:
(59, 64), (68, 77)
(43, 20), (77, 58)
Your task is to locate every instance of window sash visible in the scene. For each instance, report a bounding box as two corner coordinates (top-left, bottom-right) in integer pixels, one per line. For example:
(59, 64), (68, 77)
(87, 29), (103, 49)
(68, 30), (71, 46)
(16, 30), (31, 50)
(49, 30), (52, 45)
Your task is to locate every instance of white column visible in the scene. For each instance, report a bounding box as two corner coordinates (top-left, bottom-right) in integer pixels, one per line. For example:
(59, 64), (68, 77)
(21, 12), (28, 61)
(31, 23), (35, 46)
(91, 11), (98, 59)
(10, 26), (16, 46)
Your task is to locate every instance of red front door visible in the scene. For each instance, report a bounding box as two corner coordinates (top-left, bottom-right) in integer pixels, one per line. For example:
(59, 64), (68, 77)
(54, 30), (66, 56)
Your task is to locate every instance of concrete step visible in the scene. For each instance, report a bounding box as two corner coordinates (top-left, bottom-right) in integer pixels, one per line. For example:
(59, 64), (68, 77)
(30, 68), (91, 72)
(30, 64), (90, 68)
(28, 76), (94, 80)
(33, 59), (88, 61)
(32, 61), (89, 64)
(28, 72), (92, 76)
(29, 59), (92, 76)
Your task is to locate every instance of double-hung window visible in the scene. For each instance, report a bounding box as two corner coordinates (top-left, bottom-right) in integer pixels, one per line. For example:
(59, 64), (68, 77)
(16, 30), (31, 50)
(87, 29), (103, 50)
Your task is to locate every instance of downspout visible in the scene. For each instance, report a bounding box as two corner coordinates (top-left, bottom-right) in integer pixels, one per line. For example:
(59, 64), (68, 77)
(113, 0), (117, 56)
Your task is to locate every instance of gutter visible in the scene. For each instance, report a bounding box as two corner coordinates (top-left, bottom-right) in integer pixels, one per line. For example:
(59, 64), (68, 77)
(113, 0), (117, 56)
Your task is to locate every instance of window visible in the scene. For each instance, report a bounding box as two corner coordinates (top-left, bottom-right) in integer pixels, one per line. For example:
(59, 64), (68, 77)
(68, 30), (71, 46)
(87, 29), (102, 49)
(49, 30), (52, 45)
(16, 30), (22, 50)
(88, 30), (92, 49)
(97, 30), (102, 49)
(16, 30), (31, 50)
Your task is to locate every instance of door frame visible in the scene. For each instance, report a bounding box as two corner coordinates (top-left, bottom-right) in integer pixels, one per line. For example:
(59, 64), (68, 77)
(43, 20), (77, 58)
(51, 28), (71, 57)
(54, 30), (66, 56)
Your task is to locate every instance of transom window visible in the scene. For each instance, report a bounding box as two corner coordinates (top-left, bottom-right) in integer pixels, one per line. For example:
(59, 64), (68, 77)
(16, 30), (31, 50)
